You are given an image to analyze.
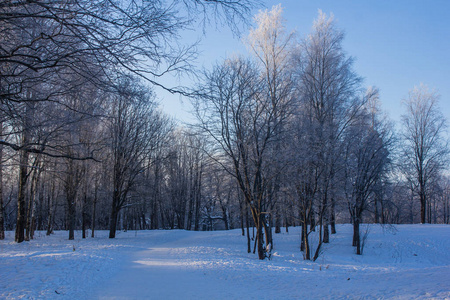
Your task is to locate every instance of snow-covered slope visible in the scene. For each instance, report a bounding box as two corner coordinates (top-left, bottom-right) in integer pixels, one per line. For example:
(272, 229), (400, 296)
(1, 225), (449, 299)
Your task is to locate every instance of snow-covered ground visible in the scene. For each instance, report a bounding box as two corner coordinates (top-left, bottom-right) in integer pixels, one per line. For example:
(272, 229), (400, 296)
(1, 224), (449, 299)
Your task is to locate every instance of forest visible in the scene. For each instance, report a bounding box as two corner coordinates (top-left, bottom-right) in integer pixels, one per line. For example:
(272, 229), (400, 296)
(0, 0), (449, 262)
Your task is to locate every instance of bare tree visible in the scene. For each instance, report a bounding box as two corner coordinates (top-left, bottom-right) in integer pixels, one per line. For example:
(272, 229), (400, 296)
(1, 0), (259, 243)
(107, 76), (170, 238)
(0, 120), (4, 240)
(401, 85), (449, 224)
(0, 0), (260, 106)
(441, 177), (450, 224)
(194, 55), (288, 259)
(343, 89), (393, 255)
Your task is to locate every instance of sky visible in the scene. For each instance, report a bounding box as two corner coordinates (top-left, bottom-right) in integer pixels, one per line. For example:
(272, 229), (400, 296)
(157, 0), (450, 129)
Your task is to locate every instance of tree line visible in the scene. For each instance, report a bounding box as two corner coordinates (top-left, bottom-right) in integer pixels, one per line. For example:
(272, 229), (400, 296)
(0, 2), (448, 261)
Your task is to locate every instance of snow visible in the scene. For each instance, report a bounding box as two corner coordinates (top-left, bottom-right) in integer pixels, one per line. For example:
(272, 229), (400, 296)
(1, 225), (449, 299)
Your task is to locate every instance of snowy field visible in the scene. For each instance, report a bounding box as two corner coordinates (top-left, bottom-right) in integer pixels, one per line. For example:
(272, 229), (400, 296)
(1, 225), (449, 300)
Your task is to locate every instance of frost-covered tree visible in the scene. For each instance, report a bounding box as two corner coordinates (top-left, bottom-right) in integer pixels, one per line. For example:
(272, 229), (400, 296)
(194, 5), (295, 259)
(246, 4), (295, 109)
(245, 3), (295, 248)
(291, 10), (362, 260)
(401, 85), (449, 224)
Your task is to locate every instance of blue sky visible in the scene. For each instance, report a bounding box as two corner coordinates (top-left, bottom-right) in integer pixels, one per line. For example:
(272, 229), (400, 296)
(158, 0), (450, 129)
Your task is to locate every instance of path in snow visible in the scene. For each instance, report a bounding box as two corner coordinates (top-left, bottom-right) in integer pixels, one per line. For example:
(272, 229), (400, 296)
(95, 231), (236, 299)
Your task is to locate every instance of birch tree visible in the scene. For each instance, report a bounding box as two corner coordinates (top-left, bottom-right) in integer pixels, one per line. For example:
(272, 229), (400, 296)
(401, 85), (449, 224)
(343, 88), (393, 254)
(246, 4), (295, 241)
(194, 56), (287, 259)
(291, 10), (361, 260)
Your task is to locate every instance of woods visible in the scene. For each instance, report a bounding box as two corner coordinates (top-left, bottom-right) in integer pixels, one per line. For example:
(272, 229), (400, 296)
(0, 2), (449, 264)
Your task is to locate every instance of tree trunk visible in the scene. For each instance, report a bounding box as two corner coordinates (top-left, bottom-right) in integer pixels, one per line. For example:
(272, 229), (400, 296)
(310, 206), (315, 232)
(160, 206), (166, 229)
(312, 222), (323, 261)
(15, 150), (29, 243)
(46, 195), (53, 236)
(16, 96), (34, 243)
(300, 221), (305, 252)
(186, 169), (195, 231)
(186, 195), (193, 230)
(353, 218), (361, 255)
(67, 194), (76, 240)
(91, 184), (97, 238)
(301, 221), (310, 260)
(30, 190), (37, 240)
(256, 217), (265, 260)
(285, 213), (289, 233)
(263, 214), (273, 255)
(194, 164), (202, 231)
(323, 202), (330, 243)
(330, 197), (336, 234)
(221, 205), (229, 230)
(0, 127), (4, 240)
(352, 216), (361, 255)
(123, 206), (129, 232)
(300, 217), (306, 252)
(109, 190), (121, 238)
(374, 194), (379, 224)
(322, 193), (330, 243)
(419, 183), (426, 224)
(239, 199), (245, 236)
(82, 194), (87, 239)
(26, 163), (40, 241)
(151, 163), (160, 230)
(109, 207), (119, 238)
(275, 205), (281, 234)
(36, 180), (45, 232)
(246, 203), (251, 253)
(46, 181), (56, 236)
(427, 200), (432, 224)
(228, 209), (233, 230)
(323, 222), (330, 243)
(249, 205), (265, 260)
(65, 163), (77, 241)
(150, 195), (159, 229)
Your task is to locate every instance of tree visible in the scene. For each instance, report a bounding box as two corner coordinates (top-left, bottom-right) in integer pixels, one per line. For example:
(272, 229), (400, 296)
(107, 76), (170, 238)
(286, 108), (320, 260)
(14, 100), (34, 243)
(246, 4), (295, 241)
(343, 88), (393, 255)
(441, 177), (450, 224)
(0, 0), (259, 108)
(291, 10), (362, 260)
(1, 0), (259, 243)
(0, 120), (4, 240)
(194, 55), (288, 259)
(401, 85), (449, 224)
